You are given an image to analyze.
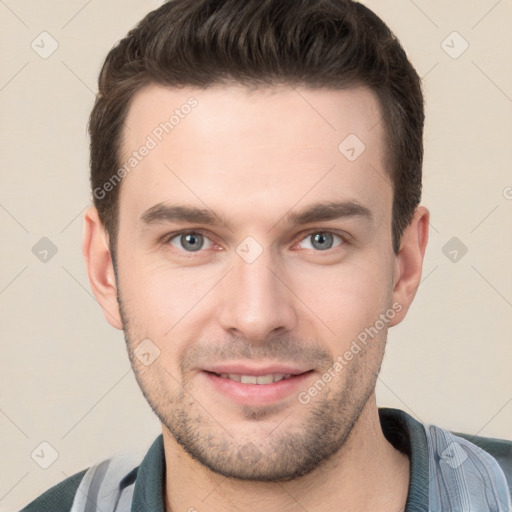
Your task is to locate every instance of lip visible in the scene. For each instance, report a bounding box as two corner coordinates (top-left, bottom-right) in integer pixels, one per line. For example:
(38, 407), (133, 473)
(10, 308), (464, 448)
(200, 364), (315, 406)
(201, 362), (311, 376)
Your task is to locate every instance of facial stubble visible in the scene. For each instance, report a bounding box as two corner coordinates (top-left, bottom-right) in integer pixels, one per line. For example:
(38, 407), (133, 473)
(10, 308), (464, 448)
(115, 275), (387, 482)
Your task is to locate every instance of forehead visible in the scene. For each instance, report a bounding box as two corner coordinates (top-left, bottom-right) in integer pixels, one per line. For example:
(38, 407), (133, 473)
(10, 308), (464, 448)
(122, 82), (385, 151)
(118, 83), (391, 228)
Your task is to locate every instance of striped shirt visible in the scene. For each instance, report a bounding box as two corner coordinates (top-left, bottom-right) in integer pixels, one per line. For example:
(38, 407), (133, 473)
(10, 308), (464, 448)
(20, 408), (512, 512)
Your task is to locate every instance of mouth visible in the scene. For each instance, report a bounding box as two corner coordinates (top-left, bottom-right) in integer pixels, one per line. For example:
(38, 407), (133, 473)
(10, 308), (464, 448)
(212, 372), (296, 384)
(201, 368), (315, 406)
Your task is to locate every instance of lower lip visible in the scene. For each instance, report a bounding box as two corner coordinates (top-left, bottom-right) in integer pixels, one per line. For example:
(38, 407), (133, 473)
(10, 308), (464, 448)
(201, 371), (314, 406)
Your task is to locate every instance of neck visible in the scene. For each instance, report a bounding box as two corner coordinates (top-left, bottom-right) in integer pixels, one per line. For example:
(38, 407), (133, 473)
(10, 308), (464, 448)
(162, 397), (410, 512)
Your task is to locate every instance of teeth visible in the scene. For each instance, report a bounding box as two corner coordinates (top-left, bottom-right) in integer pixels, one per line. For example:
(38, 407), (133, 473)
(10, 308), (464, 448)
(217, 373), (293, 384)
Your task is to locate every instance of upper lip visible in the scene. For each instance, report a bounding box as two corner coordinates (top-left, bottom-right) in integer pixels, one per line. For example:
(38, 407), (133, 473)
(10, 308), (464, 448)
(201, 363), (312, 376)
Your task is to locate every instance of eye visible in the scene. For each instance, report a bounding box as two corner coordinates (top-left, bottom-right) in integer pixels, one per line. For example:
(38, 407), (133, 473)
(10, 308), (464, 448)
(167, 231), (215, 252)
(297, 231), (345, 251)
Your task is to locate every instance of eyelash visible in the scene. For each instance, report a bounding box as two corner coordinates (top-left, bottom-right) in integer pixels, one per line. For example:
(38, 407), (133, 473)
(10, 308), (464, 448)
(161, 229), (348, 255)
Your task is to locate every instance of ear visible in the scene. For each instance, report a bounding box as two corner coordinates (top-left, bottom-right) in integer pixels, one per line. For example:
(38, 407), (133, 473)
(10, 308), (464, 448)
(389, 206), (430, 326)
(82, 206), (123, 330)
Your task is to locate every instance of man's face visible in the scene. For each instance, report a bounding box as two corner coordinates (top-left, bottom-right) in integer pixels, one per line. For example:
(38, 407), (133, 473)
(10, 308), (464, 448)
(114, 83), (398, 480)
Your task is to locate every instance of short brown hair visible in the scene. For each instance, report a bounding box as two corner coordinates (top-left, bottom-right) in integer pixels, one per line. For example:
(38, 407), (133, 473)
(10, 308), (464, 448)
(89, 0), (424, 254)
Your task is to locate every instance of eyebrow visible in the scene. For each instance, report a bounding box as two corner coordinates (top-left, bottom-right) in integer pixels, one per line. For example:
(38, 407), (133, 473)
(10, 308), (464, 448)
(140, 200), (373, 230)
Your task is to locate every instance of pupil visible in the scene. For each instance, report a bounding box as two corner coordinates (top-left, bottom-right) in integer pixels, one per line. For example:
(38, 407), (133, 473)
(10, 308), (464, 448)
(313, 233), (332, 250)
(182, 233), (202, 251)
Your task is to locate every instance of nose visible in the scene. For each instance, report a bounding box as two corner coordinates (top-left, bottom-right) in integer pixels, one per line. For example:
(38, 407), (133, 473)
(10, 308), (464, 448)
(217, 249), (298, 344)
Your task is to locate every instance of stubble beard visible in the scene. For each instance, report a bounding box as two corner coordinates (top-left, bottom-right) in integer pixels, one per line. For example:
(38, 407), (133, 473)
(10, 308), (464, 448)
(116, 286), (385, 482)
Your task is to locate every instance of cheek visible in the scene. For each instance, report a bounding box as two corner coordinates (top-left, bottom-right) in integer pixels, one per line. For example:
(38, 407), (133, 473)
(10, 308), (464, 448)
(290, 256), (392, 342)
(117, 255), (219, 357)
(118, 248), (208, 315)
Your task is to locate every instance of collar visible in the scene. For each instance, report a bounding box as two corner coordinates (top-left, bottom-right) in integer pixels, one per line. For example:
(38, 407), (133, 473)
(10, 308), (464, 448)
(379, 407), (429, 511)
(130, 407), (429, 511)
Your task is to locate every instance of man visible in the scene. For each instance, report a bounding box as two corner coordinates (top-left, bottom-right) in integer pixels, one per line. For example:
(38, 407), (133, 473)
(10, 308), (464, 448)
(20, 0), (511, 511)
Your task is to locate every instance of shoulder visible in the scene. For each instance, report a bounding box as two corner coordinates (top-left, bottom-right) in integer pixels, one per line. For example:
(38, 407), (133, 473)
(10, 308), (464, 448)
(19, 468), (88, 512)
(454, 431), (512, 493)
(18, 451), (144, 512)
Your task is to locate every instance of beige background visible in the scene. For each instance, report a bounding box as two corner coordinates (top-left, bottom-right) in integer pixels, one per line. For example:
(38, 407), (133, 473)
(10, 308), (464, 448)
(1, 0), (511, 509)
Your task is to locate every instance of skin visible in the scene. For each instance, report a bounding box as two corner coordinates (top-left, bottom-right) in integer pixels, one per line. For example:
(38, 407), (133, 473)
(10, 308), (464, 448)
(83, 83), (429, 512)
